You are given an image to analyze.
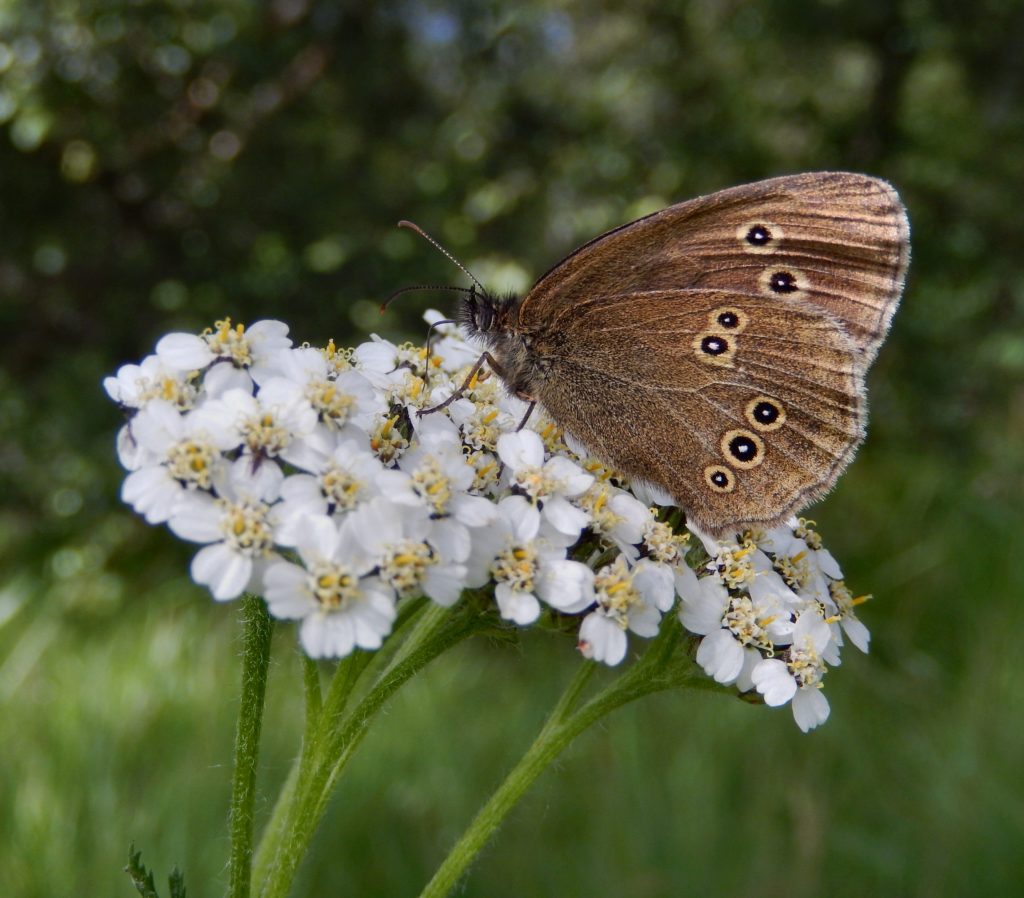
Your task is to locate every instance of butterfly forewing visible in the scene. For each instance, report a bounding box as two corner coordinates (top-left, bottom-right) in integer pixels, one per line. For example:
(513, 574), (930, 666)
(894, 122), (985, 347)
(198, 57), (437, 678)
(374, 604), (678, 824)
(521, 172), (909, 374)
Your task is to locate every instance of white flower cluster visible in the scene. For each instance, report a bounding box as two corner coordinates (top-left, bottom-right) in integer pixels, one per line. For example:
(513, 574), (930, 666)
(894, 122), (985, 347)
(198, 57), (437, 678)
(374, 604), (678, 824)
(105, 314), (870, 731)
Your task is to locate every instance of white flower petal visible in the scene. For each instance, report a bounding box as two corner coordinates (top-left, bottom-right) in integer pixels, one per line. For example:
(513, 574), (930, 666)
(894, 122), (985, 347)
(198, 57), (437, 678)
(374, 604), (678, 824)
(501, 495), (541, 543)
(792, 687), (831, 732)
(191, 543), (252, 601)
(203, 363), (253, 398)
(121, 466), (181, 524)
(424, 564), (467, 607)
(842, 616), (871, 653)
(542, 494), (589, 537)
(543, 456), (593, 497)
(428, 518), (472, 564)
(696, 629), (745, 684)
(263, 562), (317, 619)
(450, 493), (499, 528)
(632, 559), (675, 612)
(227, 456), (284, 503)
(535, 558), (593, 612)
(301, 612), (355, 659)
(132, 400), (184, 452)
(735, 646), (763, 693)
(351, 585), (397, 647)
(156, 332), (215, 370)
(627, 601), (662, 638)
(497, 430), (544, 470)
(116, 424), (152, 471)
(293, 515), (341, 568)
(578, 612), (627, 666)
(168, 493), (223, 543)
(679, 575), (729, 635)
(495, 582), (541, 625)
(816, 548), (843, 580)
(751, 658), (798, 706)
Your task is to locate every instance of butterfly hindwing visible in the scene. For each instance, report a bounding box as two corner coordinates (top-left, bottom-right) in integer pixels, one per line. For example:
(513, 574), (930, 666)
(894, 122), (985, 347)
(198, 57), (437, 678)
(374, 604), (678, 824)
(531, 290), (864, 535)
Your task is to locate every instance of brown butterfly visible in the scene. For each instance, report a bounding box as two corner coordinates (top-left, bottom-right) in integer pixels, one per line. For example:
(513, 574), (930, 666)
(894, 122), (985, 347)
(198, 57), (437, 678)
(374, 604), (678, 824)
(409, 172), (909, 538)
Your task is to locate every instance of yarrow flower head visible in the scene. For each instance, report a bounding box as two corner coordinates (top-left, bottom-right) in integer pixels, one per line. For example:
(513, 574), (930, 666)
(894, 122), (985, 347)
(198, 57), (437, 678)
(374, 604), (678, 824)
(106, 313), (873, 731)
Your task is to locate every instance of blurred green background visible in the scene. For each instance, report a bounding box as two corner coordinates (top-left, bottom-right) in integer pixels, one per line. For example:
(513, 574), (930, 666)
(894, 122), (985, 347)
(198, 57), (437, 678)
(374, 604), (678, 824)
(3, 1), (1023, 896)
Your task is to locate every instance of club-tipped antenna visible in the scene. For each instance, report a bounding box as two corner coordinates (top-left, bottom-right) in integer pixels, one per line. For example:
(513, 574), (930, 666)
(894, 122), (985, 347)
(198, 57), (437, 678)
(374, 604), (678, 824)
(379, 283), (476, 314)
(398, 220), (485, 294)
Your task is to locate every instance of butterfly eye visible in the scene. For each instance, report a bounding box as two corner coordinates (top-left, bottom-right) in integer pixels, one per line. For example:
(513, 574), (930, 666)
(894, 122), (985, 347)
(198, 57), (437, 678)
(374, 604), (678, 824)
(745, 396), (786, 432)
(721, 429), (765, 469)
(704, 465), (735, 493)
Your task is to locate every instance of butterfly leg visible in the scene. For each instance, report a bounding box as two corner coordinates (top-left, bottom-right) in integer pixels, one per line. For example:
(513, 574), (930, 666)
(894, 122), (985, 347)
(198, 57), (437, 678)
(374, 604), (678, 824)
(515, 401), (536, 432)
(421, 318), (457, 389)
(417, 350), (505, 417)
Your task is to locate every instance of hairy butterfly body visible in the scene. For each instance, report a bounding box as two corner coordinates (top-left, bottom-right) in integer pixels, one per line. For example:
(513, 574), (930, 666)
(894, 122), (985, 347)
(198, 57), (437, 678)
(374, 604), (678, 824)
(457, 172), (909, 537)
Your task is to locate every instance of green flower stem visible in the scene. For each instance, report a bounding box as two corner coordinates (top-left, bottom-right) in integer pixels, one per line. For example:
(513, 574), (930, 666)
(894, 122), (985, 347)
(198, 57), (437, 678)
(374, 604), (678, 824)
(301, 654), (322, 735)
(227, 595), (274, 898)
(418, 618), (724, 898)
(251, 652), (322, 880)
(255, 600), (492, 898)
(251, 599), (431, 889)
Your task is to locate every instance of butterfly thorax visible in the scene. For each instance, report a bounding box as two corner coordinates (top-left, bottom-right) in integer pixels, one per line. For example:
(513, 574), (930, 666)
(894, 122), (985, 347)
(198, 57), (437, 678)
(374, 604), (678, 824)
(459, 288), (546, 401)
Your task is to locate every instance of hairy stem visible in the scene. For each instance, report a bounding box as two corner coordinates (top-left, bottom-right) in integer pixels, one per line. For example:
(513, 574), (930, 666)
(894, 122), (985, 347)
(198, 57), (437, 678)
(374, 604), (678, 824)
(227, 595), (274, 898)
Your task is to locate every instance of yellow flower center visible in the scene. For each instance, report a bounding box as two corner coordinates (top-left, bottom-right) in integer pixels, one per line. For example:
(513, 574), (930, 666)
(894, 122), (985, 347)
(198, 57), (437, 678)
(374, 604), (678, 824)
(724, 594), (774, 651)
(139, 374), (198, 411)
(306, 379), (356, 429)
(787, 635), (826, 688)
(716, 541), (756, 589)
(308, 562), (361, 610)
(828, 580), (870, 621)
(238, 410), (291, 457)
(319, 464), (365, 511)
(774, 551), (810, 590)
(594, 557), (640, 628)
(463, 404), (504, 451)
(370, 415), (409, 463)
(412, 457), (452, 515)
(492, 543), (537, 592)
(217, 499), (275, 556)
(466, 449), (500, 494)
(166, 438), (218, 489)
(320, 339), (353, 375)
(204, 317), (253, 367)
(643, 517), (689, 565)
(578, 485), (623, 537)
(380, 540), (436, 596)
(795, 517), (823, 550)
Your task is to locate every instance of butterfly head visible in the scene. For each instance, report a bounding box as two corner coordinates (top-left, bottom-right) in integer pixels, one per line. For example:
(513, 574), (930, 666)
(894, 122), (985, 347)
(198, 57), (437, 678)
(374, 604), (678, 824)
(458, 286), (522, 343)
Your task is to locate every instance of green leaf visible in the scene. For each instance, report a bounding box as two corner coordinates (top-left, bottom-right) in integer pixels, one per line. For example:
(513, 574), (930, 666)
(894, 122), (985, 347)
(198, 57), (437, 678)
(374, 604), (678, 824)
(124, 843), (187, 898)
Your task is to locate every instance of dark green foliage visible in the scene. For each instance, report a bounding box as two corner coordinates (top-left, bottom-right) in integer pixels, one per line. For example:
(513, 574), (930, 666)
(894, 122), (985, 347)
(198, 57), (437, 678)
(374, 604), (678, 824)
(125, 844), (186, 898)
(2, 2), (1022, 897)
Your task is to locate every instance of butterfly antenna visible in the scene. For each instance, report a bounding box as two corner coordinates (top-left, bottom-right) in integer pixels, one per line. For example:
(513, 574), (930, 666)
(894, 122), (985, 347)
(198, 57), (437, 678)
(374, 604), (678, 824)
(398, 220), (486, 294)
(380, 283), (476, 314)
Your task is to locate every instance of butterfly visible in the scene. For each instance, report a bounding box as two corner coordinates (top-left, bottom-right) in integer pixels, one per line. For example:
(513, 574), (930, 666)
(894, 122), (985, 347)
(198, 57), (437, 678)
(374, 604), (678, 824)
(410, 172), (909, 537)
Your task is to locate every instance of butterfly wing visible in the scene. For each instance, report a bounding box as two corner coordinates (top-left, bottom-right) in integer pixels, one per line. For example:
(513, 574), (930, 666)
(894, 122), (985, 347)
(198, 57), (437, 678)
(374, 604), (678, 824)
(532, 289), (865, 536)
(520, 172), (909, 373)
